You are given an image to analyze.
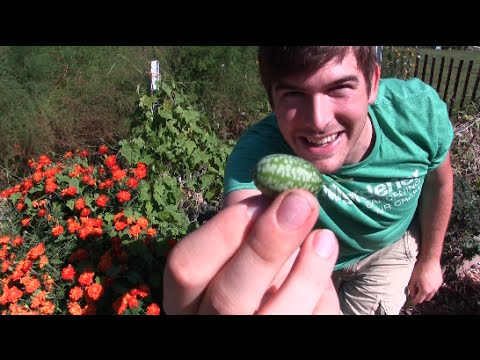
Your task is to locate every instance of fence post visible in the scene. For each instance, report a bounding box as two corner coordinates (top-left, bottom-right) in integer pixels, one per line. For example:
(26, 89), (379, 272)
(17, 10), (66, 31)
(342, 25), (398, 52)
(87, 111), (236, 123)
(150, 60), (161, 95)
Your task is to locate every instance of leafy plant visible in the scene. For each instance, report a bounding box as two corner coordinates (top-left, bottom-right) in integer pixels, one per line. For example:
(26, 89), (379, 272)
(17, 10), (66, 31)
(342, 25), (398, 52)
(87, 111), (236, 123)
(381, 47), (417, 79)
(0, 148), (168, 315)
(119, 75), (234, 237)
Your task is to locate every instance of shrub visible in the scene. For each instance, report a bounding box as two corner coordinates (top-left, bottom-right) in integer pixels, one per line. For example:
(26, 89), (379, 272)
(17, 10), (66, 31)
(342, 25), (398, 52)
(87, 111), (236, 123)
(0, 148), (170, 315)
(381, 47), (417, 79)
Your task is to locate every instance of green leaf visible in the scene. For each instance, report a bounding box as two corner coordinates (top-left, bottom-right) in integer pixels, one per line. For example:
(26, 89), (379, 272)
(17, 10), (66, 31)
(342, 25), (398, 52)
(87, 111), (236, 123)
(8, 192), (21, 205)
(145, 201), (153, 214)
(49, 258), (64, 265)
(66, 199), (76, 211)
(123, 208), (134, 219)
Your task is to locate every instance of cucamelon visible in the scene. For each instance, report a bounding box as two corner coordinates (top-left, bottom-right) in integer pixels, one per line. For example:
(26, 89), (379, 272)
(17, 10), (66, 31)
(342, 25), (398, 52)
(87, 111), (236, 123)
(252, 154), (323, 198)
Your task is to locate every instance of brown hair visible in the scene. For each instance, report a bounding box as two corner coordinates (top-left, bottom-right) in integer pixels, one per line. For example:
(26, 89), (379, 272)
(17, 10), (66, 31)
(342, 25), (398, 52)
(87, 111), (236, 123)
(257, 46), (377, 107)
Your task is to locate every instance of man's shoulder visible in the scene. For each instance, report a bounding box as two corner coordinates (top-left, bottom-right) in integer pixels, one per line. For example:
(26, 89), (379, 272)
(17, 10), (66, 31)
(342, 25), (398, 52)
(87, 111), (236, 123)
(376, 77), (439, 105)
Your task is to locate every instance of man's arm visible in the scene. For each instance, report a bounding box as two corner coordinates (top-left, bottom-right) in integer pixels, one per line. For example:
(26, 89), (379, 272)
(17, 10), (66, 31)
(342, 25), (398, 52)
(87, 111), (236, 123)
(408, 152), (454, 304)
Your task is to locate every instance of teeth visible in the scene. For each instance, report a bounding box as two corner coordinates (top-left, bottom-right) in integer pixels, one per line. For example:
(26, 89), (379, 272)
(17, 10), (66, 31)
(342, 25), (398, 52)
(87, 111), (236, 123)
(306, 134), (337, 145)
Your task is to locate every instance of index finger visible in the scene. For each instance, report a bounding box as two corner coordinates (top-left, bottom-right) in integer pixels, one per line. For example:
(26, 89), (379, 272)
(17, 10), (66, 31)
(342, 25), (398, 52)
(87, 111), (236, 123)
(162, 195), (270, 314)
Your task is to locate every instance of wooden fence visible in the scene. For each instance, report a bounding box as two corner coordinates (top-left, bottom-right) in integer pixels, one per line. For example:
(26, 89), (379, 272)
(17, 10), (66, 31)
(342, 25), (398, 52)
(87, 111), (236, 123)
(413, 54), (480, 116)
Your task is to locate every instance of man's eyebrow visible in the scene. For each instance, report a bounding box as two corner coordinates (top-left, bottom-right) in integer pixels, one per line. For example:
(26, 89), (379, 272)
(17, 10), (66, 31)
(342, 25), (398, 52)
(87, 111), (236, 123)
(273, 75), (360, 92)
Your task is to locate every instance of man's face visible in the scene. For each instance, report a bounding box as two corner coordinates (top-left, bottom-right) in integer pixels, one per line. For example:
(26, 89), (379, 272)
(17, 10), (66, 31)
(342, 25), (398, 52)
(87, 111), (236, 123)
(271, 50), (380, 174)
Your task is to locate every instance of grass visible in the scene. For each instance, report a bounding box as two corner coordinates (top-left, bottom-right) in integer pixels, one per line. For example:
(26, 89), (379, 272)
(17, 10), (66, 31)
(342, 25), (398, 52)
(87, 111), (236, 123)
(405, 47), (480, 113)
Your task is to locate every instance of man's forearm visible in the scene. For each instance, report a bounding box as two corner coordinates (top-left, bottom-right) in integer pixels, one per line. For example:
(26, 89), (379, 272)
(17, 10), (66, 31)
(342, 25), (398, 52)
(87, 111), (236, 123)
(418, 163), (454, 263)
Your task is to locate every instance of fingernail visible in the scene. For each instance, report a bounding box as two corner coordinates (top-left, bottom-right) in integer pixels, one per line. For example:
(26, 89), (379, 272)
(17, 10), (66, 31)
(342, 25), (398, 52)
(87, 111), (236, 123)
(276, 192), (313, 231)
(313, 231), (336, 258)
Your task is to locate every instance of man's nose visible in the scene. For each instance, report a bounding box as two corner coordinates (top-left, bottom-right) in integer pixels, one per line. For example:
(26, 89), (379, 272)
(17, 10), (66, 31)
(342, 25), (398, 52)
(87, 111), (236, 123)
(307, 94), (333, 130)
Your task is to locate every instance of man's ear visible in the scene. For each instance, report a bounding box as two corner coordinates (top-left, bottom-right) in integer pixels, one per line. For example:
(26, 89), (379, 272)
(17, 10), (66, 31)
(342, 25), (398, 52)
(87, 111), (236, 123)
(368, 63), (381, 104)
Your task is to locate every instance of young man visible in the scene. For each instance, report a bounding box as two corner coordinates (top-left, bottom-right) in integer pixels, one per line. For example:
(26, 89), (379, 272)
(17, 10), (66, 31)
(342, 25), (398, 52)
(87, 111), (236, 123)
(163, 46), (453, 315)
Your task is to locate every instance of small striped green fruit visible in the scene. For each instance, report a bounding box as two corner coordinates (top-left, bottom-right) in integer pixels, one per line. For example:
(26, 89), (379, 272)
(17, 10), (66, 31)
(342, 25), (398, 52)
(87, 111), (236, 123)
(252, 154), (323, 198)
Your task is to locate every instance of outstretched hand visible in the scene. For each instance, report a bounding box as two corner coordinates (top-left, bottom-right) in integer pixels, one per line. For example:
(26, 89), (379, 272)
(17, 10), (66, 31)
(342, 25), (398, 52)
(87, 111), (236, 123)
(163, 189), (340, 315)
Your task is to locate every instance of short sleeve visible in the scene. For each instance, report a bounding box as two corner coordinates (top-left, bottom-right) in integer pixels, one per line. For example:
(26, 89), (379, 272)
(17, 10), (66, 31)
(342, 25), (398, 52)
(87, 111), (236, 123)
(223, 114), (292, 196)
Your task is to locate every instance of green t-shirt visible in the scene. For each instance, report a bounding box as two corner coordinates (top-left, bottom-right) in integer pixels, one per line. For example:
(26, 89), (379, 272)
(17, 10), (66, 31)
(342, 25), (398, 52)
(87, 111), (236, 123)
(224, 78), (454, 270)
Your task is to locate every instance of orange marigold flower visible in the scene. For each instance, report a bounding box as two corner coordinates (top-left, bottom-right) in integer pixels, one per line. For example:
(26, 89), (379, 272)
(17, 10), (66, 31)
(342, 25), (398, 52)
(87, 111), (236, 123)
(2, 260), (10, 272)
(0, 236), (10, 245)
(105, 155), (117, 169)
(134, 162), (147, 179)
(75, 198), (86, 210)
(12, 236), (24, 247)
(68, 301), (83, 315)
(125, 177), (139, 189)
(69, 286), (84, 302)
(114, 221), (128, 231)
(98, 145), (108, 154)
(61, 264), (76, 282)
(39, 255), (48, 269)
(52, 225), (64, 237)
(39, 301), (55, 315)
(44, 167), (60, 178)
(37, 208), (47, 217)
(38, 155), (51, 166)
(146, 228), (156, 236)
(24, 278), (41, 294)
(68, 221), (81, 234)
(117, 190), (131, 203)
(64, 151), (74, 158)
(90, 227), (103, 237)
(126, 294), (139, 308)
(136, 217), (148, 230)
(30, 290), (47, 309)
(146, 303), (161, 315)
(80, 150), (89, 158)
(7, 286), (23, 303)
(77, 227), (91, 240)
(91, 218), (103, 228)
(95, 194), (109, 208)
(112, 296), (128, 315)
(112, 169), (127, 182)
(0, 247), (9, 261)
(131, 284), (150, 298)
(61, 186), (77, 197)
(78, 271), (95, 286)
(45, 182), (58, 193)
(19, 259), (33, 273)
(16, 201), (26, 212)
(86, 283), (103, 302)
(33, 171), (43, 182)
(21, 217), (31, 227)
(80, 207), (91, 217)
(43, 274), (54, 291)
(129, 224), (141, 238)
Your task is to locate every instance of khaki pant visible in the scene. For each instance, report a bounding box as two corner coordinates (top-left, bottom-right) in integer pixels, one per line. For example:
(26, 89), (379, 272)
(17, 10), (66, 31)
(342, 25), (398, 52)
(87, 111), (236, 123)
(332, 223), (420, 315)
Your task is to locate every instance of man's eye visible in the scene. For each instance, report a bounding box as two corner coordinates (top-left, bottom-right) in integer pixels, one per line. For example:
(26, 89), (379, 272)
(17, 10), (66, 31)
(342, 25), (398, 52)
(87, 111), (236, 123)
(284, 91), (303, 97)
